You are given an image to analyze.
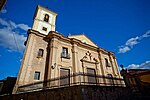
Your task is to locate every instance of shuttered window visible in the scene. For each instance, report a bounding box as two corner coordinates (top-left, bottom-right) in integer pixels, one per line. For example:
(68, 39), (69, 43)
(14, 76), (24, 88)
(87, 68), (96, 84)
(60, 68), (70, 86)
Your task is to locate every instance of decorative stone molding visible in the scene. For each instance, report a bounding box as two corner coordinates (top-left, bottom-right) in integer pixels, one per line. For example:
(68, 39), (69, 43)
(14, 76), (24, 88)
(80, 51), (99, 64)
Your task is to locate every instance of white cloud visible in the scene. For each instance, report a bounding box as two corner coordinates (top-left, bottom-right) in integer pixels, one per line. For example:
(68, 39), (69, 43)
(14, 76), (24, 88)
(118, 46), (130, 53)
(0, 18), (30, 31)
(9, 21), (17, 29)
(17, 24), (30, 31)
(0, 18), (9, 26)
(142, 30), (150, 38)
(127, 61), (150, 69)
(118, 30), (150, 53)
(0, 28), (26, 52)
(125, 36), (139, 47)
(0, 18), (30, 53)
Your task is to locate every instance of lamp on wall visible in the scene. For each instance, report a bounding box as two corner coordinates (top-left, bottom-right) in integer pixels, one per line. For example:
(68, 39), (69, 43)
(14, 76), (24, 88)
(51, 63), (56, 69)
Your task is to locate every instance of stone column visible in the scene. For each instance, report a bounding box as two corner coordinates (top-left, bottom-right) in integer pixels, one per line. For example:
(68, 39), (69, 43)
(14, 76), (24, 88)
(71, 41), (79, 84)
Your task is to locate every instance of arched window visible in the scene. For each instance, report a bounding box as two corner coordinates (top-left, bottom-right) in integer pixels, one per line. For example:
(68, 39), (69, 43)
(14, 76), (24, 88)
(37, 49), (44, 57)
(44, 14), (49, 22)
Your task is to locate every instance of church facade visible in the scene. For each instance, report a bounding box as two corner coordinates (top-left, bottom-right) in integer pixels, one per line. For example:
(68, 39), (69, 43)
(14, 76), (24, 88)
(13, 5), (124, 93)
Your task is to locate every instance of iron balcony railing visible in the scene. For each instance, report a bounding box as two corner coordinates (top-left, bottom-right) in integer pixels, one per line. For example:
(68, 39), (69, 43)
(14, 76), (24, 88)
(17, 72), (125, 93)
(61, 52), (70, 59)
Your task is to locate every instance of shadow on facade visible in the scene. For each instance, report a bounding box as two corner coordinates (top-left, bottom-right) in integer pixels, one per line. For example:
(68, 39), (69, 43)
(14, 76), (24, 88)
(0, 85), (135, 100)
(0, 73), (149, 100)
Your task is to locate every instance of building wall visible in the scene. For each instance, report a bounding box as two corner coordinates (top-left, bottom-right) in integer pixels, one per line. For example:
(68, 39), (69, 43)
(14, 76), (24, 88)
(2, 86), (134, 100)
(0, 77), (16, 95)
(121, 69), (150, 95)
(13, 5), (124, 93)
(14, 30), (124, 90)
(15, 31), (48, 86)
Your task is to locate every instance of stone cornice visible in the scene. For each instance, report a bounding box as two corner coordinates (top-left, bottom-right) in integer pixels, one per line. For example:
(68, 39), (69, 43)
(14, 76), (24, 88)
(34, 18), (56, 27)
(97, 48), (108, 55)
(28, 29), (115, 56)
(113, 56), (117, 59)
(47, 31), (71, 44)
(25, 29), (48, 46)
(37, 5), (58, 16)
(47, 31), (115, 54)
(33, 5), (58, 20)
(80, 59), (99, 64)
(108, 51), (114, 55)
(97, 48), (114, 56)
(28, 29), (46, 38)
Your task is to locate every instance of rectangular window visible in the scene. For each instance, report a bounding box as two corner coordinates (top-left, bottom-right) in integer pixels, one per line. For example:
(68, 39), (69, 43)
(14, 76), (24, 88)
(87, 68), (96, 84)
(42, 27), (47, 31)
(105, 58), (111, 67)
(37, 49), (44, 58)
(61, 47), (70, 59)
(60, 68), (70, 86)
(34, 71), (40, 80)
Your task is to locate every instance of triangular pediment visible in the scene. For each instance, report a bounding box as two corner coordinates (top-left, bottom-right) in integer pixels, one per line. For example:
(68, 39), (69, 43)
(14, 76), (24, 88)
(68, 34), (98, 47)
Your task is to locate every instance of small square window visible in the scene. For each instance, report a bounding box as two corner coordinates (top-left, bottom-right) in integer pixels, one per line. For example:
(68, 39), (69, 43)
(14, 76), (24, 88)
(34, 71), (40, 80)
(37, 49), (44, 58)
(61, 47), (70, 59)
(62, 47), (68, 56)
(42, 27), (47, 31)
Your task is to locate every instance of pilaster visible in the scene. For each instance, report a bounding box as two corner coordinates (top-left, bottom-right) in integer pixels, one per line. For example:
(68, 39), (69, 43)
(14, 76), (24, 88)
(108, 52), (116, 76)
(97, 48), (106, 85)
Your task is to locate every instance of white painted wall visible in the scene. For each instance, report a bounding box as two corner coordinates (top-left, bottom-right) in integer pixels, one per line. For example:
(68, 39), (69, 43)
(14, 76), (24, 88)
(32, 7), (56, 35)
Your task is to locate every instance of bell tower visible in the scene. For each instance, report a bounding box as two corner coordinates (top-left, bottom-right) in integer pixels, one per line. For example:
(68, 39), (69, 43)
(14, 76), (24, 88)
(32, 5), (57, 35)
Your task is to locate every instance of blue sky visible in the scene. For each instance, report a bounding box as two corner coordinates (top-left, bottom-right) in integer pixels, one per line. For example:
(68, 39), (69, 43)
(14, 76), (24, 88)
(0, 0), (150, 79)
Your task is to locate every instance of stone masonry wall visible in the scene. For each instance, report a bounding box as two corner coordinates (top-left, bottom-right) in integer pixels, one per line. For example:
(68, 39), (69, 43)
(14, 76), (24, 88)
(0, 85), (135, 100)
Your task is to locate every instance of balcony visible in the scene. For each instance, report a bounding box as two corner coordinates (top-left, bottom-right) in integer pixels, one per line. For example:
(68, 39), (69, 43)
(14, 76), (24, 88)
(61, 53), (70, 59)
